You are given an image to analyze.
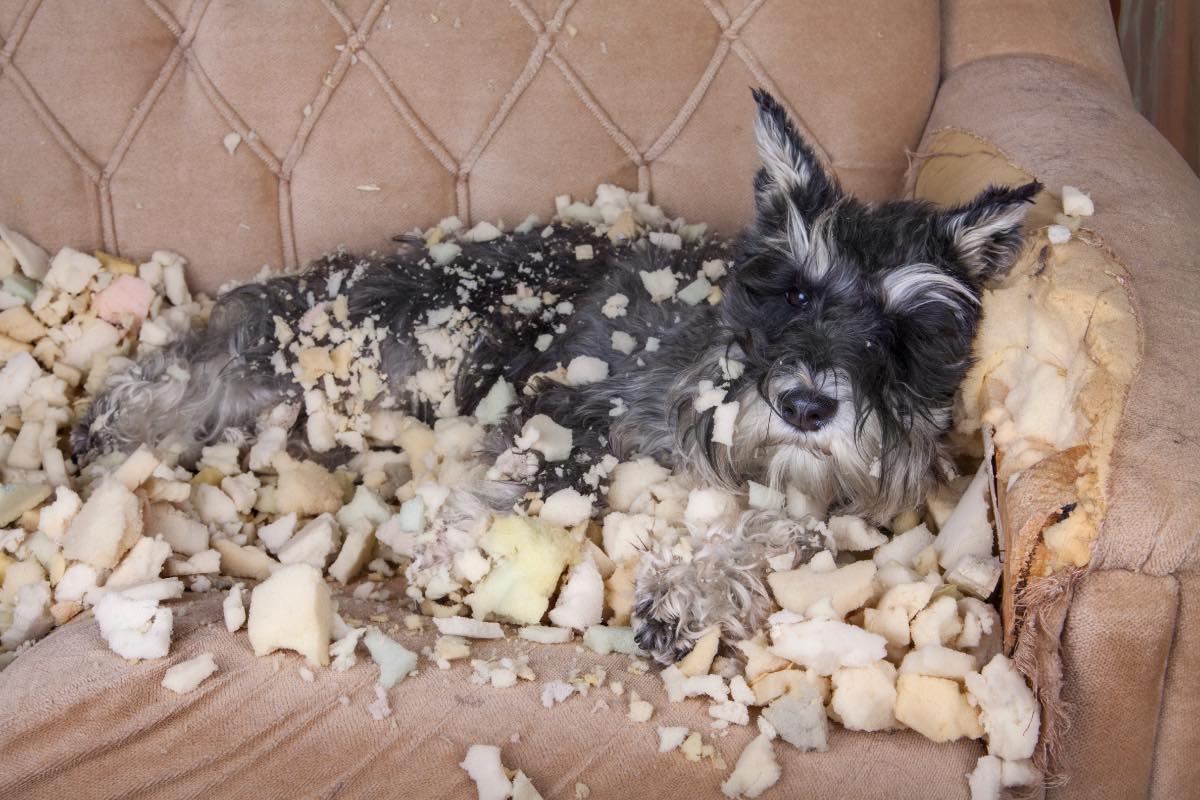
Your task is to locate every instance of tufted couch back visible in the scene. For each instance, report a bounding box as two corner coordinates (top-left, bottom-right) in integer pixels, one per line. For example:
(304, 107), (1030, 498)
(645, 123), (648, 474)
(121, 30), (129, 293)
(0, 0), (938, 291)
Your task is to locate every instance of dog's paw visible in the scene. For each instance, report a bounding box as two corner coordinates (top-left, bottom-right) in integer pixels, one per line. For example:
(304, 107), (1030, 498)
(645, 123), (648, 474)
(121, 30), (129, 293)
(632, 585), (704, 666)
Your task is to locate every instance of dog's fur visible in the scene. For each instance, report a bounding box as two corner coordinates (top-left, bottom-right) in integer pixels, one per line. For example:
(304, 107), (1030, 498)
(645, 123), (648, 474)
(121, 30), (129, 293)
(74, 90), (1038, 663)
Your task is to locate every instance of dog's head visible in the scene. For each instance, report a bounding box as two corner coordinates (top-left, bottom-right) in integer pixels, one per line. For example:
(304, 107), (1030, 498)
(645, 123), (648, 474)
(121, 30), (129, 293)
(708, 89), (1040, 521)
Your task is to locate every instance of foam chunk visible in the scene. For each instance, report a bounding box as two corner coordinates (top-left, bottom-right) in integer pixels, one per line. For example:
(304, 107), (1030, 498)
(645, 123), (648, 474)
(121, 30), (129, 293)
(606, 457), (670, 511)
(1061, 185), (1094, 217)
(711, 401), (738, 446)
(899, 645), (978, 680)
(827, 515), (887, 551)
(516, 415), (573, 462)
(459, 744), (511, 800)
(582, 625), (643, 656)
(761, 682), (828, 751)
(273, 455), (344, 516)
(106, 535), (171, 589)
(363, 627), (418, 688)
(547, 557), (604, 631)
(684, 488), (739, 527)
(894, 674), (983, 743)
(1, 580), (53, 649)
(768, 617), (886, 676)
(213, 538), (278, 580)
(277, 513), (339, 569)
(93, 275), (154, 322)
(964, 655), (1040, 760)
(518, 625), (573, 644)
(910, 596), (963, 648)
(45, 247), (101, 294)
(94, 590), (173, 660)
(945, 554), (1002, 600)
(721, 735), (780, 798)
(639, 268), (678, 302)
(539, 488), (593, 527)
(967, 755), (1002, 800)
(677, 626), (720, 677)
(162, 652), (218, 694)
(872, 524), (934, 568)
(466, 516), (577, 624)
(566, 355), (609, 385)
(830, 660), (897, 731)
(247, 563), (332, 666)
(473, 378), (517, 425)
(223, 583), (246, 632)
(433, 616), (503, 639)
(0, 352), (42, 412)
(62, 477), (143, 569)
(933, 461), (993, 571)
(768, 559), (877, 618)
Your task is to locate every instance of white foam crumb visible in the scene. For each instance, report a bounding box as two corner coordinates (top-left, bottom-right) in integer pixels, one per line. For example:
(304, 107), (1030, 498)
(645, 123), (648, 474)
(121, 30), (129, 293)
(222, 583), (246, 633)
(459, 744), (511, 800)
(574, 244), (594, 260)
(610, 330), (636, 354)
(647, 231), (681, 251)
(566, 355), (609, 385)
(627, 690), (654, 722)
(222, 132), (242, 154)
(465, 221), (503, 242)
(657, 725), (689, 752)
(1046, 224), (1072, 245)
(711, 401), (739, 446)
(601, 293), (629, 318)
(297, 665), (315, 682)
(639, 268), (678, 302)
(1061, 185), (1094, 217)
(162, 652), (218, 693)
(721, 734), (780, 798)
(433, 616), (503, 639)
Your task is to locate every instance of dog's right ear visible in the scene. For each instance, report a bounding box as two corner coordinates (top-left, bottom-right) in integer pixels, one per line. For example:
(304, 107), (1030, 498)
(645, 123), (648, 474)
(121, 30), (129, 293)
(750, 89), (841, 258)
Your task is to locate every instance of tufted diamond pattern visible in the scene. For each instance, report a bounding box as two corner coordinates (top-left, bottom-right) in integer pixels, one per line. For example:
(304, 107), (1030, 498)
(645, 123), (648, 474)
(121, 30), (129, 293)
(0, 0), (938, 292)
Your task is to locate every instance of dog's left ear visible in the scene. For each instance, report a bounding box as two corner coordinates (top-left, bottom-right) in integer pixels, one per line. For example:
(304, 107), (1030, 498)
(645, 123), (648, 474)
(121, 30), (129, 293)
(938, 181), (1042, 284)
(751, 88), (841, 253)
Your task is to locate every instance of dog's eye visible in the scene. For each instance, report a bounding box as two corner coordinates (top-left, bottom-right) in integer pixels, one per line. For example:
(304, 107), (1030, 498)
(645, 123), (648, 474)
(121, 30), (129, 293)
(785, 288), (810, 308)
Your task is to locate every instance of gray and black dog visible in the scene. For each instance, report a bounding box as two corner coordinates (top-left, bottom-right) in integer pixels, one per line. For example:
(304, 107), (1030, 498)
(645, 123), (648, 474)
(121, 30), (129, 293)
(75, 90), (1038, 663)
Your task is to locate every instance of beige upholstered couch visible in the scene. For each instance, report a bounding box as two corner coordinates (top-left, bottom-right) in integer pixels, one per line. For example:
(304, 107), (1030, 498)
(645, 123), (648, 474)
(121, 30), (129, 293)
(2, 1), (1198, 798)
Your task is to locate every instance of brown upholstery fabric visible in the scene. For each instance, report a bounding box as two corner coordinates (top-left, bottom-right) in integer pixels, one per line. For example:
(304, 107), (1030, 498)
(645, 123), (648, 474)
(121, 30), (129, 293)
(1055, 570), (1178, 800)
(0, 0), (938, 293)
(0, 594), (985, 800)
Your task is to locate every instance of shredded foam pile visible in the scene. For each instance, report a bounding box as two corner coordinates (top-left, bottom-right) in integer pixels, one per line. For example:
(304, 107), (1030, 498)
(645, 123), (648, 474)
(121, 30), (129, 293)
(953, 184), (1135, 578)
(1, 187), (1038, 800)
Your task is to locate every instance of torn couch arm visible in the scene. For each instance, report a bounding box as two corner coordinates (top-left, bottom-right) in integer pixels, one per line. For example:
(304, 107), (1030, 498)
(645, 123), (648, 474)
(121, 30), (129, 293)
(909, 10), (1200, 795)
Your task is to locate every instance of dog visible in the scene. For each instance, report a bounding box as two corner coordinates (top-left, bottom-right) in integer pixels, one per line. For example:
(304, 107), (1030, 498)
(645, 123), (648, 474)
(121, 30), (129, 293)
(74, 89), (1039, 664)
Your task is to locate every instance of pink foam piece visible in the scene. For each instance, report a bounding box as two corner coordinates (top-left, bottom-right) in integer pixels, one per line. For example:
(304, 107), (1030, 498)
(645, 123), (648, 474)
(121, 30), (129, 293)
(93, 275), (154, 322)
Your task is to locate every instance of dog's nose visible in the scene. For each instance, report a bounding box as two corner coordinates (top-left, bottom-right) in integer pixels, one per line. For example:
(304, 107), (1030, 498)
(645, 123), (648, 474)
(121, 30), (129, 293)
(779, 389), (838, 432)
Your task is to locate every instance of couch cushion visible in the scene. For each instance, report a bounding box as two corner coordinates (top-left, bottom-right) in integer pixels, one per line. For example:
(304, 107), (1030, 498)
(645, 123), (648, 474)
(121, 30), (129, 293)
(0, 0), (938, 292)
(0, 593), (985, 800)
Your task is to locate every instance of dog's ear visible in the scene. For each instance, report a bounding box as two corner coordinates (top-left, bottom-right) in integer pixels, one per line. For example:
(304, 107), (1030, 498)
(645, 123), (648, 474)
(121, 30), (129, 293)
(938, 181), (1042, 283)
(750, 88), (840, 256)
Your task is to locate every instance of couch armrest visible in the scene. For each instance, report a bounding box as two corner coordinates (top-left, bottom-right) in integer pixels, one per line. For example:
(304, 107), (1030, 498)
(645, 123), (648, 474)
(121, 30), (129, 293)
(918, 54), (1200, 577)
(914, 21), (1200, 799)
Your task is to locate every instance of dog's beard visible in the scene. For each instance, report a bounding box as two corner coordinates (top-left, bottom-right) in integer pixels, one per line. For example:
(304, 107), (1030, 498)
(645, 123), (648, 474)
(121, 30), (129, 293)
(733, 372), (883, 516)
(666, 354), (938, 523)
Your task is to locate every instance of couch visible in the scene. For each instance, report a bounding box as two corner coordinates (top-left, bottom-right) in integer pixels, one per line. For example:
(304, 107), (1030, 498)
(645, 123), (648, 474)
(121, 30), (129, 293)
(1, 1), (1197, 798)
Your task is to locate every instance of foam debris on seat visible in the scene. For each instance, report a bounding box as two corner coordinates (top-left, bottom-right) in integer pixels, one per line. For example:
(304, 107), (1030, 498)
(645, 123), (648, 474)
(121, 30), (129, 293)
(0, 187), (1043, 799)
